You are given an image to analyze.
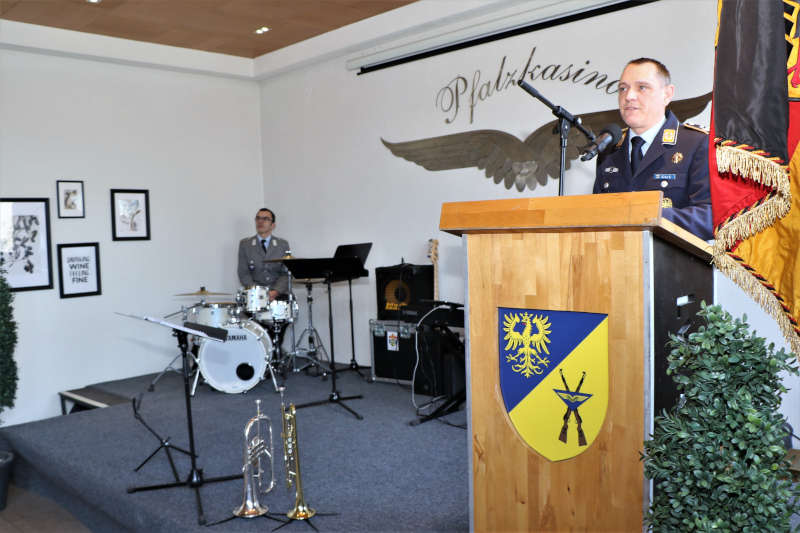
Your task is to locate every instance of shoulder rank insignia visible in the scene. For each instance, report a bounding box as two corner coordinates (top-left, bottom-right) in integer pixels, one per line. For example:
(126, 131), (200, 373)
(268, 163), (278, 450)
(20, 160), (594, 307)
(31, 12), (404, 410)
(662, 197), (673, 208)
(661, 128), (677, 144)
(671, 152), (683, 164)
(498, 307), (608, 461)
(683, 123), (709, 134)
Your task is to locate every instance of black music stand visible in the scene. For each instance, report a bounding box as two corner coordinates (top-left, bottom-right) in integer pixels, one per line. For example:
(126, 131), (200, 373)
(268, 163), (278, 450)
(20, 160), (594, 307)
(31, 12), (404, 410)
(332, 243), (372, 380)
(281, 257), (366, 420)
(119, 314), (243, 525)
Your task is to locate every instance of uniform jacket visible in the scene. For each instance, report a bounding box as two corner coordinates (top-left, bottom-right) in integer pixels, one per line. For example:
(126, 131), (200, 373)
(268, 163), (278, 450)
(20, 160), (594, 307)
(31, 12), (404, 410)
(237, 234), (291, 293)
(593, 110), (713, 240)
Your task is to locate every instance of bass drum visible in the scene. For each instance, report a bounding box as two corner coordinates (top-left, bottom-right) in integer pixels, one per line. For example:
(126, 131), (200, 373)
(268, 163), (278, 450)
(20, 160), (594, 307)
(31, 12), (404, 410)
(197, 321), (271, 394)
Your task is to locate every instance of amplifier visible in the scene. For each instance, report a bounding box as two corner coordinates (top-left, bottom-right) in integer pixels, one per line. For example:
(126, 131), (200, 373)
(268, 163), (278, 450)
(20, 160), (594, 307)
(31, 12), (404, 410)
(369, 319), (465, 397)
(375, 264), (433, 321)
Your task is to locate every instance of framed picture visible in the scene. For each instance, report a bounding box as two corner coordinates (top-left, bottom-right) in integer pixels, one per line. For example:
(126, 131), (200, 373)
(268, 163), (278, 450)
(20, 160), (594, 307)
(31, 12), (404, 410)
(0, 198), (53, 291)
(111, 189), (150, 241)
(56, 180), (85, 218)
(57, 242), (101, 298)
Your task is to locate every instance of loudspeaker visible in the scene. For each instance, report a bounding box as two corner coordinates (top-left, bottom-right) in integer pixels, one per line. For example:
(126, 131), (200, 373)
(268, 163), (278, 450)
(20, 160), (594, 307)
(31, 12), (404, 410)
(375, 263), (433, 321)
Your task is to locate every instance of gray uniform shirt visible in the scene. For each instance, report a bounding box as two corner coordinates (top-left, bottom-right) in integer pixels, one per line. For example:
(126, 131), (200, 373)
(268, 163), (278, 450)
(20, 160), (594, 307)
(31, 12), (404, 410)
(237, 234), (291, 293)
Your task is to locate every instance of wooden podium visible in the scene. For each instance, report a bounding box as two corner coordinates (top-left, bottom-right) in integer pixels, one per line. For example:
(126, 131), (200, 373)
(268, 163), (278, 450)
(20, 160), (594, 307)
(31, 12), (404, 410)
(439, 191), (713, 532)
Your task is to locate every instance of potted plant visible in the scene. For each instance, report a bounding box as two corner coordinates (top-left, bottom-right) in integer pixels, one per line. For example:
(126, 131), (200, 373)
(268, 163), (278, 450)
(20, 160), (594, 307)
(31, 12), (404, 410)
(0, 269), (18, 510)
(643, 303), (800, 531)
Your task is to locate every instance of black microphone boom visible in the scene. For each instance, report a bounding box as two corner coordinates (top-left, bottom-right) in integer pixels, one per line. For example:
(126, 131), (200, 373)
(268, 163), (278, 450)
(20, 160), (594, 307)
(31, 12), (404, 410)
(580, 124), (622, 161)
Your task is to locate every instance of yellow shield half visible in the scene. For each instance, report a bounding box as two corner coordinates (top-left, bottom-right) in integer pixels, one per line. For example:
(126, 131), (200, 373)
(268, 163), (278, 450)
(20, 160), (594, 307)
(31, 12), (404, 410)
(499, 307), (608, 461)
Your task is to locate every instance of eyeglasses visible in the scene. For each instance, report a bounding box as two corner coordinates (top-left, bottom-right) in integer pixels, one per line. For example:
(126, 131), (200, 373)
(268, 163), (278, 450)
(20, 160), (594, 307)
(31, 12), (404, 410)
(255, 216), (273, 222)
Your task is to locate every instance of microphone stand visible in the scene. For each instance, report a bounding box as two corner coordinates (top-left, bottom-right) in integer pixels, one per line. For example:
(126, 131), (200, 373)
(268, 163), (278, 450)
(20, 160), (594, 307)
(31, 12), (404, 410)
(517, 80), (596, 196)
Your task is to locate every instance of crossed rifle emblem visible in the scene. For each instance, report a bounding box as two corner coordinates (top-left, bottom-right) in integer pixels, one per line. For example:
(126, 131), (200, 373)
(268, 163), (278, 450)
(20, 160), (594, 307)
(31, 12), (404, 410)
(554, 369), (592, 446)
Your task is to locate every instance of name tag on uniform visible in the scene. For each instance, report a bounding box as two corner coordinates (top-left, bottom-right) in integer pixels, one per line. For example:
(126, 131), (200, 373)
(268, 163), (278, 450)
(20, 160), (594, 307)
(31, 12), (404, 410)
(653, 173), (676, 181)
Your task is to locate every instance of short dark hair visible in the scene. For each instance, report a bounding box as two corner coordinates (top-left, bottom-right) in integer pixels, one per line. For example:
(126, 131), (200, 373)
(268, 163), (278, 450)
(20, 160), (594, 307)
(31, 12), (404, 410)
(257, 208), (275, 223)
(626, 57), (671, 85)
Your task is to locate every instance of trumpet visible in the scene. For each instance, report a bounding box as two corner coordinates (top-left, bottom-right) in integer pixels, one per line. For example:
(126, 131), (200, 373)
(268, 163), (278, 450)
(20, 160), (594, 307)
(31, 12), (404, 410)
(280, 387), (315, 520)
(234, 399), (275, 518)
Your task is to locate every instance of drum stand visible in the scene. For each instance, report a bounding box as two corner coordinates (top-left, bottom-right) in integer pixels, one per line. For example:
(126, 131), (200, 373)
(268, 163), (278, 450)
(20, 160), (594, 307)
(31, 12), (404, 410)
(292, 281), (329, 376)
(127, 325), (242, 525)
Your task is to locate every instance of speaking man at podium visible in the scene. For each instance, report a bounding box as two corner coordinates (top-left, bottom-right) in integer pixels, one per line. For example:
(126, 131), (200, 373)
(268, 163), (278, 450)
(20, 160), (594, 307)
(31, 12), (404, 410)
(593, 58), (713, 240)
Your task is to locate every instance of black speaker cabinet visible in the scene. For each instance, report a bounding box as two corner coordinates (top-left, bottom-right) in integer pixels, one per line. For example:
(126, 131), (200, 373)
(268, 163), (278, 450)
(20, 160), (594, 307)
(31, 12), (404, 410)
(375, 264), (433, 321)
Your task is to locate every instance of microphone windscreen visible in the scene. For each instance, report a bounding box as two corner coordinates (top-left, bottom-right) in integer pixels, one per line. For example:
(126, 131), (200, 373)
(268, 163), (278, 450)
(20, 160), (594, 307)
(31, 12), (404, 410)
(600, 123), (623, 145)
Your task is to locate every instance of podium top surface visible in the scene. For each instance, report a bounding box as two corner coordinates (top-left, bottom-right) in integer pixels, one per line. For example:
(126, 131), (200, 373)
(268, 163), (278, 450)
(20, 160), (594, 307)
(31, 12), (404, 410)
(439, 191), (711, 261)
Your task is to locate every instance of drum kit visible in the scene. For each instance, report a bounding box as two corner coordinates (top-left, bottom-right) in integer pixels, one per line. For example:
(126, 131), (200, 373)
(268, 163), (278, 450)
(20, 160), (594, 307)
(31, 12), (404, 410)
(163, 285), (306, 395)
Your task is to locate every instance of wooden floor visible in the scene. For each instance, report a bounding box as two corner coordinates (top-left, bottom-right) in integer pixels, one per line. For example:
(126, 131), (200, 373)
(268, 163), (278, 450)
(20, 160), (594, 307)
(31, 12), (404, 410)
(0, 484), (89, 533)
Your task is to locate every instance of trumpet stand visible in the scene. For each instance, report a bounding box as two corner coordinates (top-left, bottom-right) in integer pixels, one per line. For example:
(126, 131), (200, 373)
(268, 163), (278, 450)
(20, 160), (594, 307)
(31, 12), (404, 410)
(127, 326), (241, 525)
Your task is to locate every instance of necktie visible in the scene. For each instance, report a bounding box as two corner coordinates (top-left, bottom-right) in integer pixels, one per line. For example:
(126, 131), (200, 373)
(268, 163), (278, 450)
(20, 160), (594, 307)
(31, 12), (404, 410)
(261, 239), (268, 254)
(630, 136), (645, 175)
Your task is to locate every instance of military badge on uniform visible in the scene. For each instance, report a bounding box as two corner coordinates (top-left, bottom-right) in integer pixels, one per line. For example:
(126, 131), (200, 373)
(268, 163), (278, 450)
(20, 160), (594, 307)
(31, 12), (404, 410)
(604, 166), (619, 173)
(671, 152), (683, 164)
(662, 129), (677, 144)
(662, 197), (673, 208)
(498, 307), (608, 461)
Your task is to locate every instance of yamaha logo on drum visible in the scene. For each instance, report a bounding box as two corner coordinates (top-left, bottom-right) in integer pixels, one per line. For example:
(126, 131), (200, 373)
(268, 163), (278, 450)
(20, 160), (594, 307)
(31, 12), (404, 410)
(228, 334), (248, 341)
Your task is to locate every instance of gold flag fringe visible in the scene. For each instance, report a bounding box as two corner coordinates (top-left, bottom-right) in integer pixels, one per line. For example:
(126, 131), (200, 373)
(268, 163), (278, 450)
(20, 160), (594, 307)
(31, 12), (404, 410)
(715, 144), (790, 196)
(712, 192), (791, 255)
(714, 253), (800, 357)
(713, 142), (799, 357)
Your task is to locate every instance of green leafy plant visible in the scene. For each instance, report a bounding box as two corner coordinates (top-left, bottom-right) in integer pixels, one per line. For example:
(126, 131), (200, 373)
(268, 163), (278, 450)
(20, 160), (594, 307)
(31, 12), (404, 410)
(643, 303), (800, 532)
(0, 270), (18, 419)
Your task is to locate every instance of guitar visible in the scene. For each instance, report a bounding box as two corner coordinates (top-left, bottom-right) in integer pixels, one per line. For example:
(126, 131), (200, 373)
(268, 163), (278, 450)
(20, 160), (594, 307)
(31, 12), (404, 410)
(427, 238), (439, 301)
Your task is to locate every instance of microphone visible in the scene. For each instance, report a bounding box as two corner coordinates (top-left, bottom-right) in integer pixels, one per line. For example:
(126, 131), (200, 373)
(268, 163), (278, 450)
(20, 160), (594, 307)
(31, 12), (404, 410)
(579, 124), (623, 161)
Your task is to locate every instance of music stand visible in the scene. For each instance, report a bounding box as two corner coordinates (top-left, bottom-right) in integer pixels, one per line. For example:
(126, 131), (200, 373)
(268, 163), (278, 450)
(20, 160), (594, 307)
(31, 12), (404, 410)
(117, 313), (243, 525)
(332, 243), (372, 380)
(280, 257), (366, 420)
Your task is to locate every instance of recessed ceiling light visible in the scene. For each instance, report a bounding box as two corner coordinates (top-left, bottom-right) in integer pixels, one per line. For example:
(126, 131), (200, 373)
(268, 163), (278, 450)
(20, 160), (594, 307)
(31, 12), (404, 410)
(86, 0), (102, 3)
(254, 26), (270, 35)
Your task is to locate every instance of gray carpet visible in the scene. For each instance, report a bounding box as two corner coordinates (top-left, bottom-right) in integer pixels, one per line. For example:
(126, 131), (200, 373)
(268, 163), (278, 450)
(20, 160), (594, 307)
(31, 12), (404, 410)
(0, 368), (468, 532)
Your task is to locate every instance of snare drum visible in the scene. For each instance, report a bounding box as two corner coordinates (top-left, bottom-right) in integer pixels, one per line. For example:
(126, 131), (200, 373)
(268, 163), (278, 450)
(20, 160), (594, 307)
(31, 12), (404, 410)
(255, 297), (299, 324)
(242, 285), (270, 313)
(189, 302), (236, 328)
(197, 320), (271, 394)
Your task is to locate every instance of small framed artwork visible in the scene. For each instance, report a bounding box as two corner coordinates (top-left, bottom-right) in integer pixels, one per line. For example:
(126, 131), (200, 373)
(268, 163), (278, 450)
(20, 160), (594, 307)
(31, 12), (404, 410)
(56, 180), (85, 218)
(111, 189), (150, 241)
(0, 198), (53, 291)
(57, 243), (101, 298)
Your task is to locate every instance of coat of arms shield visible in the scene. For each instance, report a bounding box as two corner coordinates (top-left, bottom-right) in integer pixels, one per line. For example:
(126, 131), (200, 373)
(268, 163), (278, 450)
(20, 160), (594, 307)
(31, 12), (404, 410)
(498, 307), (608, 461)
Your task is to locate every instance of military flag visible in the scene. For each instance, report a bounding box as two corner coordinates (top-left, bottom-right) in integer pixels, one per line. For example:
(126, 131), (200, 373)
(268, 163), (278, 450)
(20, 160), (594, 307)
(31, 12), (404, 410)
(710, 0), (800, 354)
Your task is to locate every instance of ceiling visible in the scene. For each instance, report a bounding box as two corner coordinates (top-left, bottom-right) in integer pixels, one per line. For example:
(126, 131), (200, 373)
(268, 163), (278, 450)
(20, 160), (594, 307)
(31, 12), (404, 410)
(0, 0), (419, 58)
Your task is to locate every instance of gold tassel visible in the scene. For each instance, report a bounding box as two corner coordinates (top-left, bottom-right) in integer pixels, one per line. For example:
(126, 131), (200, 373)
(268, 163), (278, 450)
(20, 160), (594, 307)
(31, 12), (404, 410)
(713, 192), (791, 254)
(713, 254), (800, 358)
(715, 145), (790, 196)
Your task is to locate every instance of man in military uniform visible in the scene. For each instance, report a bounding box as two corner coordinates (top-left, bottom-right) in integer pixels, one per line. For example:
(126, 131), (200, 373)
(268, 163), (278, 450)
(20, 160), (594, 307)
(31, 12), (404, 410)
(237, 208), (291, 299)
(593, 58), (712, 240)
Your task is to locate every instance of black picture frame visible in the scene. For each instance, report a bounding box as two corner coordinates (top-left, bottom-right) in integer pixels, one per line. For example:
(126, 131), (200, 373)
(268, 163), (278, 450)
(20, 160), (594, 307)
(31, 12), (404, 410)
(0, 197), (54, 292)
(57, 242), (101, 298)
(111, 189), (150, 241)
(56, 180), (85, 218)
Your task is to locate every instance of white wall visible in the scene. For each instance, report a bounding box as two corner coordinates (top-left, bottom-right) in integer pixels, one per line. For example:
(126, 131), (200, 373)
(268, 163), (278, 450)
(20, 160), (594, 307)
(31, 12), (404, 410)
(0, 48), (263, 425)
(3, 0), (797, 432)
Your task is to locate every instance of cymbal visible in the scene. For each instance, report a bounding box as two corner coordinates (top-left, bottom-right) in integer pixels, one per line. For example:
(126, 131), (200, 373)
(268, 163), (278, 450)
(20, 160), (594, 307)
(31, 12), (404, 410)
(293, 277), (326, 284)
(174, 287), (230, 297)
(262, 255), (299, 263)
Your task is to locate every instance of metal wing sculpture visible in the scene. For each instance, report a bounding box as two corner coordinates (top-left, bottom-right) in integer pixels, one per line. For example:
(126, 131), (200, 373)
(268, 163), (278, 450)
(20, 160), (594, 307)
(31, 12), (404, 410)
(381, 92), (711, 192)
